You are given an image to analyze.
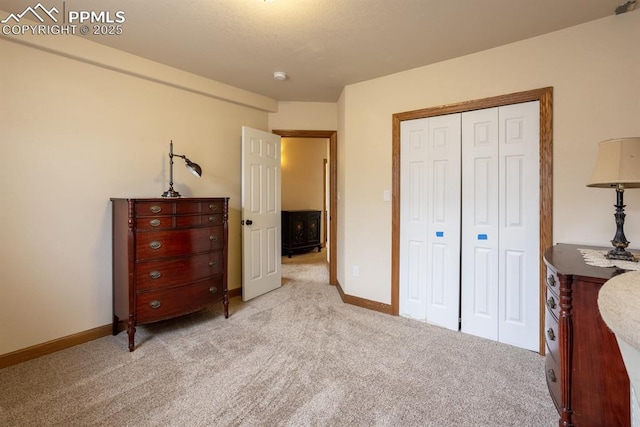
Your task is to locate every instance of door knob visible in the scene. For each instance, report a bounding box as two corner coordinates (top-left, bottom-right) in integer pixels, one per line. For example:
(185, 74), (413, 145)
(246, 219), (253, 225)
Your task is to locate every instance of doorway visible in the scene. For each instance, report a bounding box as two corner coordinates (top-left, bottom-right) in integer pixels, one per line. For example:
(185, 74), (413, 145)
(272, 130), (338, 286)
(391, 88), (553, 354)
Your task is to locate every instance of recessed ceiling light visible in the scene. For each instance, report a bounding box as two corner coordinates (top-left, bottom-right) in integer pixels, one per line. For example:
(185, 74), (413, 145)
(273, 71), (288, 81)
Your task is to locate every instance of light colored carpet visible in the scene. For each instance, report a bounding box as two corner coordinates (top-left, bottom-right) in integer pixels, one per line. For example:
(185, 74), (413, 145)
(0, 249), (557, 426)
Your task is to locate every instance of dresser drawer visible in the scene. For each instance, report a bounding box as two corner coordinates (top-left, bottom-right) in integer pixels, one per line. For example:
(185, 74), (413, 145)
(136, 226), (224, 260)
(136, 213), (225, 230)
(545, 268), (559, 298)
(545, 308), (559, 363)
(135, 251), (223, 290)
(135, 200), (226, 216)
(545, 352), (561, 414)
(136, 277), (224, 324)
(135, 201), (175, 216)
(176, 214), (224, 227)
(545, 286), (560, 320)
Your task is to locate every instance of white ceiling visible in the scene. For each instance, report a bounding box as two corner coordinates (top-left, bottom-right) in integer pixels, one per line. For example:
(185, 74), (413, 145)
(0, 0), (632, 102)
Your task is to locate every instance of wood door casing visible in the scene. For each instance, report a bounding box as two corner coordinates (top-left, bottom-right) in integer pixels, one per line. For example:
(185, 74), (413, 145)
(392, 87), (553, 355)
(272, 130), (338, 286)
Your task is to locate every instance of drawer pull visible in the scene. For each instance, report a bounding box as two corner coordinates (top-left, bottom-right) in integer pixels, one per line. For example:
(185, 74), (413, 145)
(547, 328), (556, 341)
(210, 235), (218, 242)
(149, 271), (162, 280)
(209, 260), (217, 268)
(209, 203), (218, 211)
(209, 287), (217, 294)
(150, 205), (162, 214)
(547, 296), (556, 310)
(149, 241), (162, 250)
(149, 219), (161, 227)
(209, 216), (216, 223)
(547, 369), (557, 383)
(547, 275), (556, 287)
(149, 300), (161, 309)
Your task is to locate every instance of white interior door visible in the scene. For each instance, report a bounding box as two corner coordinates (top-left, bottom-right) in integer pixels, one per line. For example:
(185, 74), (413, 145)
(241, 126), (282, 301)
(497, 101), (540, 351)
(399, 114), (461, 331)
(400, 118), (430, 320)
(400, 101), (540, 351)
(460, 101), (540, 350)
(461, 107), (500, 340)
(425, 114), (462, 330)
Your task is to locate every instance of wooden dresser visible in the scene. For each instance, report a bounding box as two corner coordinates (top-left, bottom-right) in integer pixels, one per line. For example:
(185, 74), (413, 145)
(281, 210), (322, 257)
(544, 244), (630, 426)
(111, 197), (229, 351)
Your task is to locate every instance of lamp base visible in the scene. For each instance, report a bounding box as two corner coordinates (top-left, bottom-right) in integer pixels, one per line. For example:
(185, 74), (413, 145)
(161, 188), (181, 198)
(605, 246), (638, 262)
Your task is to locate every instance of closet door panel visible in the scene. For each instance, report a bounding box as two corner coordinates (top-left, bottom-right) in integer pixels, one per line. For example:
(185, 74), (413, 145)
(461, 107), (500, 340)
(425, 114), (461, 330)
(504, 249), (525, 323)
(498, 101), (540, 351)
(399, 119), (429, 320)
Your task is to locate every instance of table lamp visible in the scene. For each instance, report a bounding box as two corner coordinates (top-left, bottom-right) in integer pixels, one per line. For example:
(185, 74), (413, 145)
(162, 141), (202, 198)
(587, 137), (640, 261)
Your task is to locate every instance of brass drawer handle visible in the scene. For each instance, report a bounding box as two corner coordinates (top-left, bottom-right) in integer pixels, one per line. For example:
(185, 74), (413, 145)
(209, 287), (217, 294)
(209, 203), (218, 211)
(209, 216), (216, 223)
(547, 296), (556, 310)
(149, 241), (162, 250)
(547, 369), (557, 383)
(150, 205), (162, 214)
(547, 275), (556, 287)
(547, 328), (556, 341)
(150, 300), (161, 309)
(209, 260), (217, 268)
(149, 271), (162, 280)
(150, 219), (161, 227)
(210, 235), (218, 242)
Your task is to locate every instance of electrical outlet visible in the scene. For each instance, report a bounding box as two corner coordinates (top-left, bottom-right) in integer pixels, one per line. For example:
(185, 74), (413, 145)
(352, 266), (359, 276)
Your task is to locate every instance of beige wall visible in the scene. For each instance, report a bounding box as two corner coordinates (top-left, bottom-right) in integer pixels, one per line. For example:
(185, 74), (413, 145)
(0, 34), (271, 355)
(338, 13), (640, 304)
(269, 102), (337, 131)
(281, 138), (328, 211)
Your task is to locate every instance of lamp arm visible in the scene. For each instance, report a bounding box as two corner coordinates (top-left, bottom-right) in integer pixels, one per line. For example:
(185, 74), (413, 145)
(162, 141), (201, 197)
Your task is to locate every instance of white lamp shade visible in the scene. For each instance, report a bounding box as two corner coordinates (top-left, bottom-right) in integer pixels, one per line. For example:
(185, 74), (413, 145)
(587, 137), (640, 188)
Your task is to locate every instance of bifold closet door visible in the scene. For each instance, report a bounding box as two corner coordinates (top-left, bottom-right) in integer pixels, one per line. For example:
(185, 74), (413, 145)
(399, 114), (461, 330)
(461, 101), (540, 351)
(460, 108), (500, 341)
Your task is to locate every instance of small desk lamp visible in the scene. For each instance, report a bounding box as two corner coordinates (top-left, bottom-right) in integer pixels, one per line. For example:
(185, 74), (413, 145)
(162, 141), (202, 198)
(588, 137), (640, 261)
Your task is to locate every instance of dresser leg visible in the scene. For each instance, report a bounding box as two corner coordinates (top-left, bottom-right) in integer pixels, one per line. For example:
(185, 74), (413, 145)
(223, 292), (229, 319)
(127, 318), (136, 352)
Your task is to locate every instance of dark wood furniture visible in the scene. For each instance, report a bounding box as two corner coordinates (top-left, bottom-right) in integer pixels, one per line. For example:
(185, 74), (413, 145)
(281, 210), (322, 257)
(111, 197), (229, 351)
(543, 243), (630, 426)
